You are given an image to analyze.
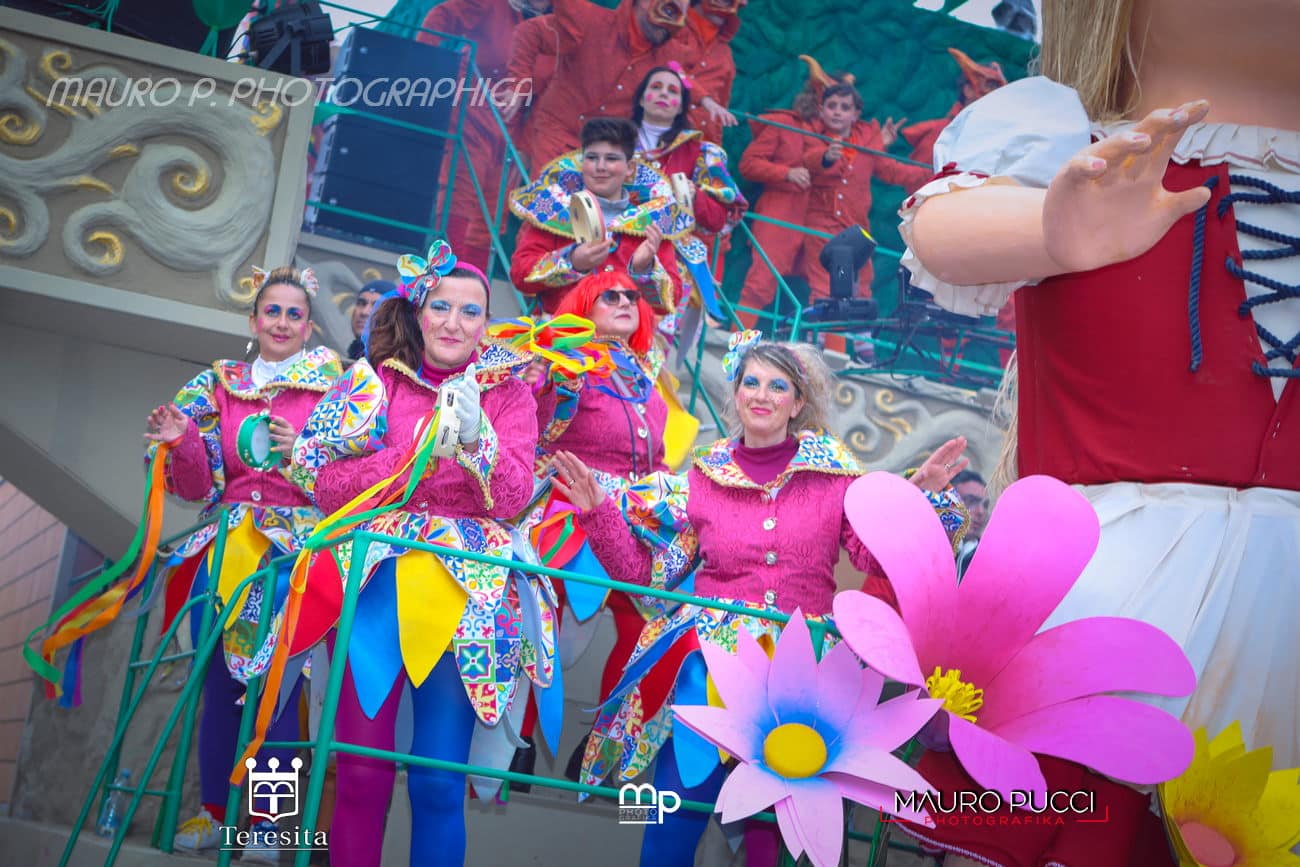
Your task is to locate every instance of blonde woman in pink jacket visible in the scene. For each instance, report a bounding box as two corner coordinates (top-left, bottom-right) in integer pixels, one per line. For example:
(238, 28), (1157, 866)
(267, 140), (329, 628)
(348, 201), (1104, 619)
(552, 330), (968, 867)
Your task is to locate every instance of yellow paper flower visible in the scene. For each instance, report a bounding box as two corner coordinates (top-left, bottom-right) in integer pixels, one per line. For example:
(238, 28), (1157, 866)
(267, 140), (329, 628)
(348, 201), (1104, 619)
(1158, 723), (1300, 867)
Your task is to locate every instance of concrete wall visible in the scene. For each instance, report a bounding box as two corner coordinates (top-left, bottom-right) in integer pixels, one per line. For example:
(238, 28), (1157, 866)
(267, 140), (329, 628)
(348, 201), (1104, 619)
(0, 482), (66, 813)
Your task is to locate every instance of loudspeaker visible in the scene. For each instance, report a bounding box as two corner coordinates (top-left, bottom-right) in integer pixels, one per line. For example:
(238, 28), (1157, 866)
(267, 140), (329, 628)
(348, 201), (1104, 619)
(330, 26), (462, 128)
(303, 28), (462, 251)
(304, 115), (445, 252)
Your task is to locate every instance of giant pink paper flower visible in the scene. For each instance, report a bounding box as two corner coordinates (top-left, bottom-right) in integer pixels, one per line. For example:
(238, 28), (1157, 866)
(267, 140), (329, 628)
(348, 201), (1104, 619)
(672, 612), (942, 867)
(833, 472), (1197, 803)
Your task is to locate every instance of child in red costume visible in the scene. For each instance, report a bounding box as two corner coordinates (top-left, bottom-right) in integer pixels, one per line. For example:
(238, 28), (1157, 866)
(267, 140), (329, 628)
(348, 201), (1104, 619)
(509, 117), (685, 314)
(798, 81), (930, 303)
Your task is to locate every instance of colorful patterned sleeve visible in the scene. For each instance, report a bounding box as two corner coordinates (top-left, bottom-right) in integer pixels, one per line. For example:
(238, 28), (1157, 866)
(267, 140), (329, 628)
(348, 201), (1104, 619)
(540, 379), (582, 446)
(692, 141), (747, 233)
(526, 241), (585, 288)
(628, 241), (679, 314)
(146, 369), (223, 506)
(577, 471), (698, 591)
(289, 360), (389, 509)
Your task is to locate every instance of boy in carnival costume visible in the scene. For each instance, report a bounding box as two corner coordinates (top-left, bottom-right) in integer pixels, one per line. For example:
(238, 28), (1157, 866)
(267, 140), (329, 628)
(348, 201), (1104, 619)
(509, 116), (688, 314)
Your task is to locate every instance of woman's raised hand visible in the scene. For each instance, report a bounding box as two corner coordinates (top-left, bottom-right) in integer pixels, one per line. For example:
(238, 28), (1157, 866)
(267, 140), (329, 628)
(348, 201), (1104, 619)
(1043, 100), (1212, 273)
(911, 435), (969, 491)
(144, 404), (188, 444)
(550, 450), (605, 512)
(268, 415), (298, 456)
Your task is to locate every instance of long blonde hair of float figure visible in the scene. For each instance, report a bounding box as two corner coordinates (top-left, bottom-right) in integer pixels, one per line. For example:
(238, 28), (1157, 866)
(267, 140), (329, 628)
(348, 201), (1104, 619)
(1039, 0), (1142, 120)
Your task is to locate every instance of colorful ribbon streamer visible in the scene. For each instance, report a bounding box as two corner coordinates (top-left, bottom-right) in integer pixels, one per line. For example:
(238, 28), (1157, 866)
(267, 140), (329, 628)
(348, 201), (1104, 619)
(231, 406), (449, 784)
(487, 313), (615, 380)
(25, 442), (172, 696)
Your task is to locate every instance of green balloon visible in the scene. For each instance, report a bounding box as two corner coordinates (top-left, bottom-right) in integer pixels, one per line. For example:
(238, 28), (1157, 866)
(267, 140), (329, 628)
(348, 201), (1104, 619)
(192, 0), (253, 31)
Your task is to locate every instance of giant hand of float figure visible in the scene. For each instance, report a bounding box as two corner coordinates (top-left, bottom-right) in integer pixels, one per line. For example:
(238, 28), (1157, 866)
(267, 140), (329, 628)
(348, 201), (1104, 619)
(908, 101), (1214, 286)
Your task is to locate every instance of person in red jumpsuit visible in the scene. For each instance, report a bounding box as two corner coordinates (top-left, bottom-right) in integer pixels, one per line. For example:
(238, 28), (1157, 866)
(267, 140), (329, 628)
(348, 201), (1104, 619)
(416, 0), (553, 270)
(679, 0), (744, 144)
(522, 0), (705, 169)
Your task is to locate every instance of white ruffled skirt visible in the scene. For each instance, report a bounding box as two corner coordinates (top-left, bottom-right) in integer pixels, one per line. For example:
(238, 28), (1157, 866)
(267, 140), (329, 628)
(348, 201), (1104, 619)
(1044, 481), (1300, 767)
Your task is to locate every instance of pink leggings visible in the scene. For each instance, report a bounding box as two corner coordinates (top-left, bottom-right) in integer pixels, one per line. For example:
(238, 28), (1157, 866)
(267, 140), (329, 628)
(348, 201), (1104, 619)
(328, 653), (477, 867)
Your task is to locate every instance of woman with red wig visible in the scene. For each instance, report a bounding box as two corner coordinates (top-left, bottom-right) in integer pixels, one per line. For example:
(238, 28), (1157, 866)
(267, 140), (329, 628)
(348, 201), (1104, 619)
(516, 270), (674, 779)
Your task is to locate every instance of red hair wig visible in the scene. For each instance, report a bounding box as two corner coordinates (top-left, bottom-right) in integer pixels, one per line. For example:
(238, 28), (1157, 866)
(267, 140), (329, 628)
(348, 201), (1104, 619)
(555, 270), (656, 356)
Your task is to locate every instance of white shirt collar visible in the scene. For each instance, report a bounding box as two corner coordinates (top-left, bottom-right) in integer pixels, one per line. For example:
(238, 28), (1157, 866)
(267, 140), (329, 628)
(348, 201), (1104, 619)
(251, 349), (305, 389)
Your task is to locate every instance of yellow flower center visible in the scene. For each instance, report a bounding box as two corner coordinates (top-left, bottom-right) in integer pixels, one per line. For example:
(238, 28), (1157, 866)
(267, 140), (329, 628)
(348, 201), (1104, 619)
(926, 667), (984, 723)
(762, 723), (827, 779)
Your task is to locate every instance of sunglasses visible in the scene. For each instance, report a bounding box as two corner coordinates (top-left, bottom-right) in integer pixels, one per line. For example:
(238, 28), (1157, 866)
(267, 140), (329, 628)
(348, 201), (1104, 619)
(961, 495), (990, 509)
(598, 289), (640, 306)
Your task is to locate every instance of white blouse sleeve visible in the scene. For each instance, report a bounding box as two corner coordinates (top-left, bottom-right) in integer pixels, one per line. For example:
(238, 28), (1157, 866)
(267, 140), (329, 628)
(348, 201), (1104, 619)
(899, 77), (1093, 316)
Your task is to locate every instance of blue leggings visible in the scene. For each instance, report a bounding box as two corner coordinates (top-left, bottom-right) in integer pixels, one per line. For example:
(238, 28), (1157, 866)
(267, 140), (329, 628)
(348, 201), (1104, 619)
(639, 737), (727, 867)
(330, 652), (477, 867)
(189, 558), (302, 813)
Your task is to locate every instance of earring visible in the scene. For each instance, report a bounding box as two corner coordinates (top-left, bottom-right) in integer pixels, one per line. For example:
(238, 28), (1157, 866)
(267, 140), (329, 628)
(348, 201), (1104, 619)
(245, 338), (255, 355)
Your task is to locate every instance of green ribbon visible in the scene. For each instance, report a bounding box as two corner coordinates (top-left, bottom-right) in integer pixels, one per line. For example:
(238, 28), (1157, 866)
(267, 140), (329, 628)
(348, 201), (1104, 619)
(24, 464), (158, 685)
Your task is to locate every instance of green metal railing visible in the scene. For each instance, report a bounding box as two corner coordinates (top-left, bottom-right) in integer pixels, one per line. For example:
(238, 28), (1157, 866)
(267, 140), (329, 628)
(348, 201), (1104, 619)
(64, 515), (936, 867)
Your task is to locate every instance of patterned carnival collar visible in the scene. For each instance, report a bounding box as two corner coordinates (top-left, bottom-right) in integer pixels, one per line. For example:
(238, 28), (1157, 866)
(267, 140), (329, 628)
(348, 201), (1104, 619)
(213, 345), (341, 398)
(381, 339), (532, 393)
(641, 129), (703, 162)
(508, 150), (692, 241)
(693, 429), (862, 491)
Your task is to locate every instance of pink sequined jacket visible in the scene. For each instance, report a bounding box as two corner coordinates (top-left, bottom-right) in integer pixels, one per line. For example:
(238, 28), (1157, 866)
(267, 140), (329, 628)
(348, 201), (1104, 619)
(577, 431), (967, 615)
(534, 344), (669, 484)
(294, 352), (537, 522)
(148, 346), (342, 556)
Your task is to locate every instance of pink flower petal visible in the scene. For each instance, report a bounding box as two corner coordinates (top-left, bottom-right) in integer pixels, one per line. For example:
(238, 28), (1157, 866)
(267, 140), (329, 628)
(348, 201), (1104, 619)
(832, 590), (925, 687)
(825, 737), (940, 795)
(825, 773), (935, 827)
(671, 705), (761, 763)
(713, 760), (788, 824)
(946, 714), (1047, 804)
(978, 617), (1197, 729)
(776, 777), (847, 867)
(697, 629), (772, 727)
(989, 695), (1194, 785)
(843, 472), (959, 670)
(767, 609), (821, 724)
(734, 624), (774, 679)
(855, 693), (944, 753)
(953, 476), (1100, 686)
(814, 642), (865, 735)
(774, 799), (810, 864)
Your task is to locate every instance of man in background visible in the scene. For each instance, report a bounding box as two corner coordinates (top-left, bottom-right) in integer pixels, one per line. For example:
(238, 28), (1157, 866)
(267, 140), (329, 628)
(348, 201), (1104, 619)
(953, 469), (988, 576)
(348, 280), (391, 362)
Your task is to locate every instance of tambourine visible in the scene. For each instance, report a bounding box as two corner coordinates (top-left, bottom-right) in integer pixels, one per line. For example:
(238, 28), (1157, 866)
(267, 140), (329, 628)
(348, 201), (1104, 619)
(237, 412), (284, 471)
(570, 190), (606, 246)
(413, 388), (462, 459)
(669, 172), (693, 210)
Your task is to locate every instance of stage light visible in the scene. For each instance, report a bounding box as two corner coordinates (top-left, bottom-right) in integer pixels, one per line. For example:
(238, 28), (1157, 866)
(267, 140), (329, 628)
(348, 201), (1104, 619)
(249, 1), (334, 77)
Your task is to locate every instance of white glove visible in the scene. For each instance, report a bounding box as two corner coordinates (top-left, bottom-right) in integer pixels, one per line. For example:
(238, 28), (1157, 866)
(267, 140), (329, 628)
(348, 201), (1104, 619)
(445, 364), (482, 445)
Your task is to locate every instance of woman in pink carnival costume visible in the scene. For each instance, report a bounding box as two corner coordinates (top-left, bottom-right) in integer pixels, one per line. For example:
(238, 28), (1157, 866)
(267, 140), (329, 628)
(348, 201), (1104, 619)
(552, 330), (970, 867)
(897, 0), (1299, 864)
(286, 242), (551, 867)
(143, 266), (341, 859)
(510, 269), (673, 780)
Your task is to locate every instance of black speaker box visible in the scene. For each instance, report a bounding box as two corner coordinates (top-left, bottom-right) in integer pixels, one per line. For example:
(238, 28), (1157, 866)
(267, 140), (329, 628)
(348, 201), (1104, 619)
(330, 25), (462, 129)
(304, 114), (446, 252)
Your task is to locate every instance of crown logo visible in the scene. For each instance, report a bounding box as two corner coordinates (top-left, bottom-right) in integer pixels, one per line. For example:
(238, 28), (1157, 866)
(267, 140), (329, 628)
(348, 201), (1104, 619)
(245, 756), (303, 823)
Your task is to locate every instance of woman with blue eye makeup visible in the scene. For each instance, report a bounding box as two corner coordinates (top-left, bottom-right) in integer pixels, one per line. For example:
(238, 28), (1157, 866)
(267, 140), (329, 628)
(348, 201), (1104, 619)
(139, 266), (341, 858)
(288, 242), (548, 867)
(552, 330), (970, 867)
